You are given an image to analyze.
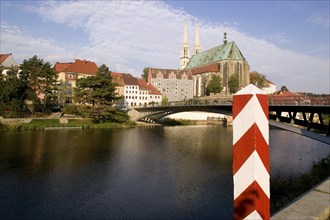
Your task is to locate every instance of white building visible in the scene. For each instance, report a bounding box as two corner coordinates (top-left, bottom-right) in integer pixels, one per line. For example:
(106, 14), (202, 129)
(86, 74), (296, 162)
(0, 53), (17, 68)
(262, 79), (277, 94)
(121, 73), (162, 107)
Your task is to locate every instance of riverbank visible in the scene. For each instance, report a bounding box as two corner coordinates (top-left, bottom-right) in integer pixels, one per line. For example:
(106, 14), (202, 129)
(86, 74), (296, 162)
(0, 117), (220, 130)
(0, 118), (137, 130)
(272, 178), (330, 219)
(271, 155), (330, 214)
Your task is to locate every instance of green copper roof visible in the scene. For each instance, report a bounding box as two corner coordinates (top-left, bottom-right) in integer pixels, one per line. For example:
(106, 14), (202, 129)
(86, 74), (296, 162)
(185, 41), (246, 69)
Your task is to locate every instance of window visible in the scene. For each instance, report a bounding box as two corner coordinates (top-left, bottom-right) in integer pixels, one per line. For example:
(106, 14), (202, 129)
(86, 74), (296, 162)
(68, 82), (72, 87)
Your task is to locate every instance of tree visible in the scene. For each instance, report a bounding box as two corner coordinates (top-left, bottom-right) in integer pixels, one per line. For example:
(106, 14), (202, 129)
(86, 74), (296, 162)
(207, 74), (222, 94)
(280, 86), (289, 92)
(250, 71), (268, 89)
(0, 66), (29, 117)
(161, 96), (169, 106)
(228, 74), (239, 94)
(141, 67), (149, 82)
(20, 55), (58, 111)
(74, 64), (116, 106)
(97, 64), (110, 78)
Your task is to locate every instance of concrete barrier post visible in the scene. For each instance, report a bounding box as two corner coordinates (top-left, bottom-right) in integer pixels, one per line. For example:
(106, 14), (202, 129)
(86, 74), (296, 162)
(232, 84), (270, 220)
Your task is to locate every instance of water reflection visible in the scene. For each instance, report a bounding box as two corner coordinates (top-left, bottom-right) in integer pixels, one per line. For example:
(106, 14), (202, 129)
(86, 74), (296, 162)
(0, 126), (328, 219)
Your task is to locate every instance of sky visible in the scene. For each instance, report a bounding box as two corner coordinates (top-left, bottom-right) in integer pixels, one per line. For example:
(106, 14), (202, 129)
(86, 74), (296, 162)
(0, 0), (329, 94)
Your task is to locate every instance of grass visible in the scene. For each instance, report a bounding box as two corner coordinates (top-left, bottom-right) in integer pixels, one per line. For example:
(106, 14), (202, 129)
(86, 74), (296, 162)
(271, 155), (330, 214)
(2, 118), (137, 130)
(18, 119), (61, 130)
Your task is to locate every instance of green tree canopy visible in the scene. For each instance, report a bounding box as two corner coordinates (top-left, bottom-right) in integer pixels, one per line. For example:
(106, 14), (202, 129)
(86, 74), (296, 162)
(250, 71), (268, 89)
(161, 96), (169, 106)
(141, 67), (149, 82)
(206, 74), (222, 94)
(228, 74), (239, 94)
(74, 64), (116, 106)
(20, 55), (58, 110)
(97, 64), (110, 78)
(0, 66), (29, 117)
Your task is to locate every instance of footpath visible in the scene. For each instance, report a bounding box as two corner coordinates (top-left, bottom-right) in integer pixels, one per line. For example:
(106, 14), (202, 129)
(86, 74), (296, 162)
(272, 178), (330, 220)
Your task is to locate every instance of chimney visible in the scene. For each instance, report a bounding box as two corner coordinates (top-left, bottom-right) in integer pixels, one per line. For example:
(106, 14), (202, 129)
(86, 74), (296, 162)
(223, 32), (227, 45)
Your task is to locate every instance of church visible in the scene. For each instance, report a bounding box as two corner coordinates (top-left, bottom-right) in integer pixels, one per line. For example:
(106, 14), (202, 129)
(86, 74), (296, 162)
(181, 21), (250, 96)
(148, 21), (250, 101)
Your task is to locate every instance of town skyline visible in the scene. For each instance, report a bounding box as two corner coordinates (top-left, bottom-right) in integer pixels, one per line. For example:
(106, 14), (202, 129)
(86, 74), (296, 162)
(1, 1), (329, 94)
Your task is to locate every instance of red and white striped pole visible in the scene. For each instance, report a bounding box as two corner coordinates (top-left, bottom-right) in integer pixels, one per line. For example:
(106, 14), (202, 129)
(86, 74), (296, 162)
(232, 84), (270, 220)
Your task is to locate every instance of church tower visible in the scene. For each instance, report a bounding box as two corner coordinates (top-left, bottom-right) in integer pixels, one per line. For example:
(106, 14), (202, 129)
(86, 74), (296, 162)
(193, 23), (201, 55)
(180, 20), (190, 70)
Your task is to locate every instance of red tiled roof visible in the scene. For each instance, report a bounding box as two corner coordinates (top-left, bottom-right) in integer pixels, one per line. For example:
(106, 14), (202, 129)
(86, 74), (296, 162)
(146, 84), (162, 95)
(111, 72), (125, 86)
(137, 79), (148, 90)
(65, 59), (98, 75)
(278, 91), (295, 96)
(0, 54), (10, 64)
(54, 62), (72, 73)
(122, 73), (138, 85)
(190, 63), (219, 75)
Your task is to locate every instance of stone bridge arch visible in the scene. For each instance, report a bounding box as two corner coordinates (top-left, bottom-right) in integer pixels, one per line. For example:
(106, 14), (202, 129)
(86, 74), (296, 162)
(130, 105), (233, 123)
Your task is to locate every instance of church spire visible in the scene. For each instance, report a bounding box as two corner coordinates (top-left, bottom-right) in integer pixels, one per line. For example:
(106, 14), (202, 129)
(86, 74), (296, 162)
(193, 22), (201, 55)
(180, 19), (190, 70)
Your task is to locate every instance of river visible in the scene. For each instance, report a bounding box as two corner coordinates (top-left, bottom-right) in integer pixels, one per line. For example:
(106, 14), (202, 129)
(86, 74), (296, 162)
(0, 126), (329, 219)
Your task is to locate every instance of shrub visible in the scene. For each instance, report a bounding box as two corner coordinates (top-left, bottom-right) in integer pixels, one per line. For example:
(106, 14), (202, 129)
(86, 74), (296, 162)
(63, 105), (79, 115)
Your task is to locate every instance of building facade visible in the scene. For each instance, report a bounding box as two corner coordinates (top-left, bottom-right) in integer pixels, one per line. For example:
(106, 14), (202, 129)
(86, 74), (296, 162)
(54, 59), (98, 105)
(148, 68), (193, 102)
(113, 72), (162, 107)
(0, 53), (17, 67)
(261, 79), (277, 94)
(185, 34), (250, 96)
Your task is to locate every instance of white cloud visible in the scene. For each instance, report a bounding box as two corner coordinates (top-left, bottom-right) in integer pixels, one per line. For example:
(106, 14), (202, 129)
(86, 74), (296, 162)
(1, 1), (329, 93)
(307, 12), (330, 29)
(0, 21), (75, 63)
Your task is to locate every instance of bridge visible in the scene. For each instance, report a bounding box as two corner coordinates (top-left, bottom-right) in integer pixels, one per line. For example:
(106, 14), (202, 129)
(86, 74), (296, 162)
(131, 103), (330, 137)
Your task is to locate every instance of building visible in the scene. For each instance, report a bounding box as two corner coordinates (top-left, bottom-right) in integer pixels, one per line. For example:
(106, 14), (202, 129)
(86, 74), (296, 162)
(54, 59), (98, 104)
(262, 79), (277, 94)
(0, 53), (17, 67)
(113, 72), (162, 107)
(0, 53), (20, 78)
(180, 20), (201, 70)
(185, 33), (250, 96)
(146, 83), (162, 105)
(111, 72), (125, 97)
(148, 68), (193, 102)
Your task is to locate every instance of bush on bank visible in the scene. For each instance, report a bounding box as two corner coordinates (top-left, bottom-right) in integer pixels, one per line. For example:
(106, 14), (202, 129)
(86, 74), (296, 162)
(271, 155), (330, 214)
(63, 105), (130, 123)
